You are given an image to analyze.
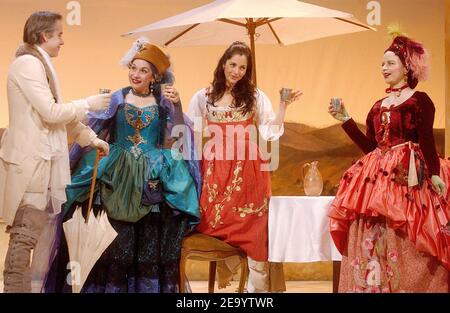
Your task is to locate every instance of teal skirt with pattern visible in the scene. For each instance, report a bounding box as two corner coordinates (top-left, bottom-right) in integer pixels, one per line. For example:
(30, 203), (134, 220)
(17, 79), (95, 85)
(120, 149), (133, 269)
(64, 144), (199, 223)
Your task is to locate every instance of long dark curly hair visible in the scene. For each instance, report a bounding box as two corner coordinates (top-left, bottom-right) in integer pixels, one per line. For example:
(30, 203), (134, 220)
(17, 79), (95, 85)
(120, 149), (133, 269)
(208, 41), (256, 114)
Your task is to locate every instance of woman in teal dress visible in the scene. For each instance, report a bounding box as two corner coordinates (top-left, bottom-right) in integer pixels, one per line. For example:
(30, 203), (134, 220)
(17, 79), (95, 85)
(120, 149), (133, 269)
(48, 39), (200, 293)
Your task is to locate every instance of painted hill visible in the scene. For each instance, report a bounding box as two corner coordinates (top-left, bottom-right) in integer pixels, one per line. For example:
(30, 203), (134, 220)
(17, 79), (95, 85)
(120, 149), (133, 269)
(271, 122), (445, 196)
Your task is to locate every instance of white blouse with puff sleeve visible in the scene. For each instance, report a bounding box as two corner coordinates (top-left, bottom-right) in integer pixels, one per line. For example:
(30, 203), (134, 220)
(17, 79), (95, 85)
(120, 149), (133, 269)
(187, 87), (284, 141)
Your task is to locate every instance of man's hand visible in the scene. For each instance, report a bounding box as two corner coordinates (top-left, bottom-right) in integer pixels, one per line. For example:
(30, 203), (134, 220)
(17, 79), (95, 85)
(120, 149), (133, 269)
(90, 138), (109, 156)
(86, 93), (111, 112)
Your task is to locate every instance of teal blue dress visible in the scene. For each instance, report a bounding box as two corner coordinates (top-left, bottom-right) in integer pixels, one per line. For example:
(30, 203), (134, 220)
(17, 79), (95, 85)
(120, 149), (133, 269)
(65, 101), (199, 223)
(53, 95), (200, 293)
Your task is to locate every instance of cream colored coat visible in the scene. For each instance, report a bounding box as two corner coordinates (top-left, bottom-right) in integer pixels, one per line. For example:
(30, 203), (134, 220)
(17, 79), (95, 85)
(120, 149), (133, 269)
(0, 54), (96, 225)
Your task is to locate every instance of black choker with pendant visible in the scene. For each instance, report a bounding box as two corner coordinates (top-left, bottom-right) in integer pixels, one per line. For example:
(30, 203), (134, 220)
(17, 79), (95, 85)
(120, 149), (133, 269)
(131, 88), (152, 98)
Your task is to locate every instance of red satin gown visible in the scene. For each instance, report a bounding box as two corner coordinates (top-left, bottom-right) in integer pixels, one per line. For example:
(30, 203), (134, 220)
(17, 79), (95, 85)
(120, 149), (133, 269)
(329, 91), (450, 292)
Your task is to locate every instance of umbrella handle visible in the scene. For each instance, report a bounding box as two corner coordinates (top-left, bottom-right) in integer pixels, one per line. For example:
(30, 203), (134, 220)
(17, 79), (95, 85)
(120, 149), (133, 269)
(86, 149), (100, 223)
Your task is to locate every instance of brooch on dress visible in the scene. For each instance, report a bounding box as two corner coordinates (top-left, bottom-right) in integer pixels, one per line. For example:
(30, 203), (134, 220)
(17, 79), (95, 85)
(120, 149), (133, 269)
(124, 104), (157, 158)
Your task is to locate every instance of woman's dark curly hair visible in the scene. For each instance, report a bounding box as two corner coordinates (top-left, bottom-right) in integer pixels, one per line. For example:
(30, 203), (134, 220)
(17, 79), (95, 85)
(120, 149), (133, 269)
(208, 41), (256, 114)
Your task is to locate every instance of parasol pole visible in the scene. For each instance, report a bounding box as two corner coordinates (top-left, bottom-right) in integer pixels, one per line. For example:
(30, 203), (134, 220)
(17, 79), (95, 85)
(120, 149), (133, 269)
(86, 149), (100, 223)
(247, 18), (257, 87)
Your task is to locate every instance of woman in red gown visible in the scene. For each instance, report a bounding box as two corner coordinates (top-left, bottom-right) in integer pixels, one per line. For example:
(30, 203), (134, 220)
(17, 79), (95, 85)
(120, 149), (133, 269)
(188, 41), (301, 292)
(328, 34), (450, 292)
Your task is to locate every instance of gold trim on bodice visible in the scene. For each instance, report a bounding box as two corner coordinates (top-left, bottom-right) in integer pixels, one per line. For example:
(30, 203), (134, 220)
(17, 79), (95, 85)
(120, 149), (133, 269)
(124, 103), (158, 157)
(206, 103), (254, 123)
(379, 110), (391, 150)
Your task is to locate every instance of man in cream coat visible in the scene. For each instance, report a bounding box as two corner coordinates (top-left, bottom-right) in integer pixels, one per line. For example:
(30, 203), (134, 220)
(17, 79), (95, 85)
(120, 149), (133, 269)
(0, 11), (111, 292)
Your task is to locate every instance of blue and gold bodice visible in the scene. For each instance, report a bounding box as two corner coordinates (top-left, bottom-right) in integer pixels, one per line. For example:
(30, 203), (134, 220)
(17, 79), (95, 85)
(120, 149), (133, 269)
(115, 103), (160, 158)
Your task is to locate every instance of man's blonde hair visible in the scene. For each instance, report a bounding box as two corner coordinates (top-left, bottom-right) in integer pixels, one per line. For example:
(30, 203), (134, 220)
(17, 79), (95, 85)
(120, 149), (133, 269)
(23, 11), (62, 45)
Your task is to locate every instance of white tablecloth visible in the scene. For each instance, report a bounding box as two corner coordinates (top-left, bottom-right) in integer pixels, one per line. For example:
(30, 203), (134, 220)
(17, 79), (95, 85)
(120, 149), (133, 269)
(268, 196), (342, 263)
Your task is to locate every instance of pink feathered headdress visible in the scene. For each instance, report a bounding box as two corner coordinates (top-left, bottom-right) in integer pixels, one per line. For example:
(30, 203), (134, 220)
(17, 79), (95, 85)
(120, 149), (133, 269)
(385, 25), (430, 88)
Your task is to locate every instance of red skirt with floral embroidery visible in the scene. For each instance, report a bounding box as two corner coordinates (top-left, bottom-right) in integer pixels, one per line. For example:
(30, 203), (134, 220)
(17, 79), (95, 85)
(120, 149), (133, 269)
(337, 216), (448, 292)
(329, 143), (450, 278)
(195, 122), (271, 261)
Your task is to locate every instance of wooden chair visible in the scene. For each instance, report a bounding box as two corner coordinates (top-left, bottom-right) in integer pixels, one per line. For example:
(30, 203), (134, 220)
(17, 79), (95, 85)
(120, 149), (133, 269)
(179, 233), (248, 293)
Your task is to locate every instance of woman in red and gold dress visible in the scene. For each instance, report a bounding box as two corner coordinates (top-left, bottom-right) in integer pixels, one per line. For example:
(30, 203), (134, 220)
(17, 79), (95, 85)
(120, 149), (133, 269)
(188, 41), (301, 292)
(328, 34), (450, 292)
